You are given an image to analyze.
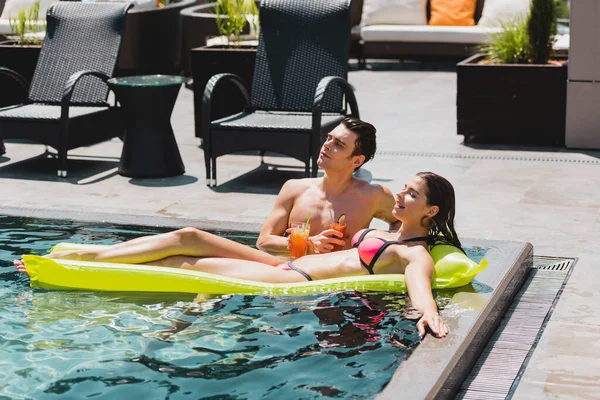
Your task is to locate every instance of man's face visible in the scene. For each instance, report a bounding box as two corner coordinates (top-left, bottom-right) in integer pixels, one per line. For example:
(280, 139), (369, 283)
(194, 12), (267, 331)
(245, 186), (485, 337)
(317, 124), (362, 171)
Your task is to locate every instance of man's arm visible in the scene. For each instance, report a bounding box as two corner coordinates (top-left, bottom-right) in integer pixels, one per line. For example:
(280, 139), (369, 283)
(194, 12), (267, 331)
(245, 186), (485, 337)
(373, 185), (402, 231)
(256, 180), (299, 254)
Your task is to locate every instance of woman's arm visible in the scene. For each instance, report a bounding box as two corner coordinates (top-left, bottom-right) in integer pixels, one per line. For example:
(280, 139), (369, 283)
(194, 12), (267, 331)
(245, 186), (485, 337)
(403, 247), (449, 338)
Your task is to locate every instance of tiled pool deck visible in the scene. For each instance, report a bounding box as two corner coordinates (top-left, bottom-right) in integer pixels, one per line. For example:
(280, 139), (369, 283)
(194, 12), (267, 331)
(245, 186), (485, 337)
(1, 62), (599, 398)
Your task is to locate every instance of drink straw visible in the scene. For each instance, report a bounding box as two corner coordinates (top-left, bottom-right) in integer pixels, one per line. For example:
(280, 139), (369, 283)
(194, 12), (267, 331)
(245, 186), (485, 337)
(304, 212), (312, 232)
(330, 209), (334, 224)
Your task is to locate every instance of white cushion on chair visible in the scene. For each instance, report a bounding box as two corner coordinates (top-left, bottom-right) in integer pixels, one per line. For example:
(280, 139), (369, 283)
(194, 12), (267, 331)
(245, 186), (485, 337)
(0, 0), (56, 19)
(477, 0), (531, 27)
(0, 19), (13, 34)
(116, 0), (156, 11)
(133, 0), (157, 10)
(362, 0), (428, 26)
(92, 0), (156, 11)
(554, 33), (569, 51)
(361, 24), (502, 44)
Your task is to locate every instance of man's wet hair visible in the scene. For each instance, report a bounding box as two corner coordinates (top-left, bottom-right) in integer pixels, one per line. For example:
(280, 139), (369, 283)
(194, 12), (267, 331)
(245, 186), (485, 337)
(342, 117), (377, 171)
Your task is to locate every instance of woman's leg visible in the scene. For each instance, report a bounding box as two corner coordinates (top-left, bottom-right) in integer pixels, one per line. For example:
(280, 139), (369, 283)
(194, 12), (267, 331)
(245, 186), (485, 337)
(152, 255), (306, 284)
(47, 228), (282, 266)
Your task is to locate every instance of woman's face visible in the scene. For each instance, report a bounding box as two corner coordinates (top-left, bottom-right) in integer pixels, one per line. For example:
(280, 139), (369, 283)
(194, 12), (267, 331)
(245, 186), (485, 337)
(392, 176), (436, 223)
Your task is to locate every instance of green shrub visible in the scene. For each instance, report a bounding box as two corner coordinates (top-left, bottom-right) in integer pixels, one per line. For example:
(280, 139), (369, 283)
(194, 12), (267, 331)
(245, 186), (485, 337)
(479, 18), (531, 64)
(8, 0), (45, 46)
(555, 0), (569, 20)
(480, 0), (560, 65)
(528, 0), (557, 64)
(215, 0), (258, 46)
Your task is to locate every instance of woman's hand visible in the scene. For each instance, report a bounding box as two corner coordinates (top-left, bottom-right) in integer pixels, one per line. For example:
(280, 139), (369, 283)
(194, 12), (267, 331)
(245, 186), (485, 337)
(416, 311), (449, 339)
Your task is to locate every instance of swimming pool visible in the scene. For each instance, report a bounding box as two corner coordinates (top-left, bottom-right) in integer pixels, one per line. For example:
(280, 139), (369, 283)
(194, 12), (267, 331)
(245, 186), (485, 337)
(0, 215), (450, 399)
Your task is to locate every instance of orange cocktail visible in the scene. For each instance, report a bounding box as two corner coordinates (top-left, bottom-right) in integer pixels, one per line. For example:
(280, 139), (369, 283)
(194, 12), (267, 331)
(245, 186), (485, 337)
(289, 222), (310, 259)
(329, 217), (347, 252)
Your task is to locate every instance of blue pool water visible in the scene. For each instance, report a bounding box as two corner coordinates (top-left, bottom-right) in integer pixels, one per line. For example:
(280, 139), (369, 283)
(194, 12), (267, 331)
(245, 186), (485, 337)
(0, 216), (449, 399)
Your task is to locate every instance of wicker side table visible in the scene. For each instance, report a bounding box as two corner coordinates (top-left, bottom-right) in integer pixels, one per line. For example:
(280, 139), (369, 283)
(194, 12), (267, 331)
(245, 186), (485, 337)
(108, 74), (186, 178)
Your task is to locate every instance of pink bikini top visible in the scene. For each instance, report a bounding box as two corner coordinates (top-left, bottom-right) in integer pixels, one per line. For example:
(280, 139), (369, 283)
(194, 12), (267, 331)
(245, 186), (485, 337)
(351, 229), (430, 274)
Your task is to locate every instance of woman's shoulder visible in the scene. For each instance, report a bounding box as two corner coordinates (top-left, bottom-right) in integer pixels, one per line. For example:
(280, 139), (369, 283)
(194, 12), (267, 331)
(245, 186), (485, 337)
(398, 244), (433, 266)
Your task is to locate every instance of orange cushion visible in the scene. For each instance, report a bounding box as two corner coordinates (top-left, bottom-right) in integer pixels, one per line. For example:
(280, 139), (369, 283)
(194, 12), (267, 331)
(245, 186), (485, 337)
(429, 0), (477, 26)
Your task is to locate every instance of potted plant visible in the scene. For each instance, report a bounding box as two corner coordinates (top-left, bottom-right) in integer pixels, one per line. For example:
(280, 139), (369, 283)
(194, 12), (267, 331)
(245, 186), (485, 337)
(0, 0), (45, 107)
(190, 0), (259, 140)
(456, 0), (567, 146)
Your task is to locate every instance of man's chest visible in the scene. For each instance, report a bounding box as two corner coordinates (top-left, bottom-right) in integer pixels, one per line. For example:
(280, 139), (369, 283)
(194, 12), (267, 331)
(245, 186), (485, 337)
(290, 192), (375, 231)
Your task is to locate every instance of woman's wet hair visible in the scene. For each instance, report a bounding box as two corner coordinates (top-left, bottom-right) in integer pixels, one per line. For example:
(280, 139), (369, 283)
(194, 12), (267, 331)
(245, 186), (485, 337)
(342, 117), (376, 171)
(417, 172), (463, 250)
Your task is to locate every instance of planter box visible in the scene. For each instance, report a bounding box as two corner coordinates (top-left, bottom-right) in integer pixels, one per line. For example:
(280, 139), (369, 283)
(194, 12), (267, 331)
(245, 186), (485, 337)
(457, 53), (568, 146)
(191, 44), (256, 139)
(0, 42), (40, 107)
(180, 2), (253, 77)
(115, 0), (197, 77)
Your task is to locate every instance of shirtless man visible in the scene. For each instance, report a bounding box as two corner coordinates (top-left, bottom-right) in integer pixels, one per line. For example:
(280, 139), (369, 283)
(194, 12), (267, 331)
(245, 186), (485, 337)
(257, 117), (400, 255)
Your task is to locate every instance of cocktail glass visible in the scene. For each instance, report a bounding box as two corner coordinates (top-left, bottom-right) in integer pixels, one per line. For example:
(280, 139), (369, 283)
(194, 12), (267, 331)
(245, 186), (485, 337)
(329, 219), (347, 251)
(289, 222), (310, 259)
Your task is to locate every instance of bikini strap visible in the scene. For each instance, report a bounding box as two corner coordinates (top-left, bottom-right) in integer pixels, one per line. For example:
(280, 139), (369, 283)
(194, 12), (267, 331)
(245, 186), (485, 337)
(352, 228), (376, 248)
(360, 258), (375, 275)
(397, 235), (431, 244)
(286, 261), (313, 281)
(364, 240), (394, 275)
(365, 236), (431, 275)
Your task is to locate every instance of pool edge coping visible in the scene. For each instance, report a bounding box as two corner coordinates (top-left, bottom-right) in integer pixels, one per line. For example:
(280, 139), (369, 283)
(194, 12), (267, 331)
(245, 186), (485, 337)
(0, 206), (264, 233)
(377, 239), (533, 400)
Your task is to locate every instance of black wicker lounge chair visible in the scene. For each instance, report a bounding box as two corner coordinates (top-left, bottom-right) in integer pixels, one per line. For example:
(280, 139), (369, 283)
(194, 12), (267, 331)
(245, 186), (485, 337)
(201, 0), (359, 187)
(0, 2), (131, 177)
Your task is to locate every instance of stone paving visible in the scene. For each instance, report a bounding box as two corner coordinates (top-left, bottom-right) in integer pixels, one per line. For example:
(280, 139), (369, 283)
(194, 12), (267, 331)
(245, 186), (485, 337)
(1, 61), (599, 398)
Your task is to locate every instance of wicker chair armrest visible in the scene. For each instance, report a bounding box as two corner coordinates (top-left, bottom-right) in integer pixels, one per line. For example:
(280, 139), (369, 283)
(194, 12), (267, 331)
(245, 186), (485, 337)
(312, 76), (359, 131)
(0, 66), (30, 97)
(201, 73), (251, 146)
(61, 70), (111, 121)
(202, 73), (251, 125)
